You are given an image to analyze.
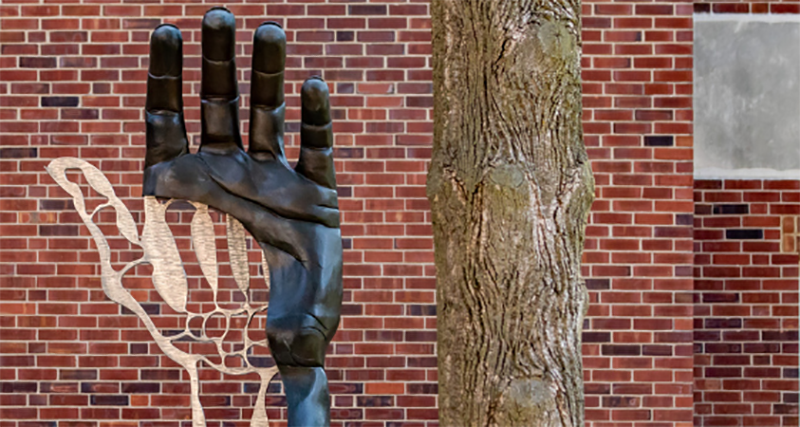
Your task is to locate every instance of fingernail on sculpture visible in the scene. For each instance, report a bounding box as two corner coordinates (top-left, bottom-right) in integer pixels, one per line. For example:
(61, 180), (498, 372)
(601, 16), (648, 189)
(47, 8), (343, 427)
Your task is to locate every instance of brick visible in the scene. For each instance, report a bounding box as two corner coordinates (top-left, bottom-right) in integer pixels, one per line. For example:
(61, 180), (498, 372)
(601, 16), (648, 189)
(41, 96), (79, 107)
(644, 135), (674, 147)
(90, 395), (128, 406)
(19, 57), (57, 68)
(725, 229), (764, 240)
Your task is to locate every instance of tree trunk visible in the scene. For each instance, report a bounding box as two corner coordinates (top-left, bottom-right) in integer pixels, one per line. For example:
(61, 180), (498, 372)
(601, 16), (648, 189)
(428, 1), (594, 426)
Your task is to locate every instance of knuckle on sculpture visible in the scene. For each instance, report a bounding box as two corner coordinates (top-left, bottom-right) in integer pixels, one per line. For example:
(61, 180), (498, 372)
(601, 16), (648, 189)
(266, 325), (326, 367)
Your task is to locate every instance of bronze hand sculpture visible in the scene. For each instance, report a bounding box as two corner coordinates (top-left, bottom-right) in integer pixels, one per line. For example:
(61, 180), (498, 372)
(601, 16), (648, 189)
(143, 8), (342, 426)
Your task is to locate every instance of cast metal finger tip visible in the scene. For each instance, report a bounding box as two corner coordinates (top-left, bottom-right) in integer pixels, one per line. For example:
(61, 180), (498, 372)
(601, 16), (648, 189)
(301, 78), (330, 126)
(255, 22), (286, 44)
(302, 77), (330, 105)
(302, 76), (328, 93)
(150, 25), (182, 77)
(151, 24), (182, 44)
(202, 7), (236, 62)
(259, 20), (283, 29)
(253, 23), (286, 73)
(154, 22), (180, 31)
(207, 6), (233, 15)
(204, 7), (235, 26)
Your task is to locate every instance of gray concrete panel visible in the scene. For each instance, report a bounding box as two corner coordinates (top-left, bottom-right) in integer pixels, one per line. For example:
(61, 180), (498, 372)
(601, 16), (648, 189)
(694, 18), (800, 177)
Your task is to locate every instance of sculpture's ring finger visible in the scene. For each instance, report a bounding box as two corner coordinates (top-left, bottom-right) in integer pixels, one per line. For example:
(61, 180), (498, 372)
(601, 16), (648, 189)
(249, 22), (287, 163)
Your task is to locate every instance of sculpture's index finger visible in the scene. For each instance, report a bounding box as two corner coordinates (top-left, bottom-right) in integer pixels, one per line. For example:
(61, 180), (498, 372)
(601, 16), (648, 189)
(295, 77), (336, 190)
(249, 22), (287, 162)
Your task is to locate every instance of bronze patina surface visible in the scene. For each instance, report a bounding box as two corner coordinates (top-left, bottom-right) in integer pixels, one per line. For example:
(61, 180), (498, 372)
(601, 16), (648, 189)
(47, 7), (342, 427)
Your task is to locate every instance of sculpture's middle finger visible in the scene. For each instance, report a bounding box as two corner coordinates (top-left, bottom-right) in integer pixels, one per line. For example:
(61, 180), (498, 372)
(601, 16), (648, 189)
(200, 7), (242, 154)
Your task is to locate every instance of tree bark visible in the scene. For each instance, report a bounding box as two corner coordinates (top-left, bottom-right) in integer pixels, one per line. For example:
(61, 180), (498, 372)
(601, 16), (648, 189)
(428, 1), (594, 426)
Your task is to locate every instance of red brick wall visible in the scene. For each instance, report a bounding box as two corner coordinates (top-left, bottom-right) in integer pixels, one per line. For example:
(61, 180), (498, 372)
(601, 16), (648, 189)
(581, 1), (695, 425)
(0, 1), (696, 426)
(693, 179), (799, 427)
